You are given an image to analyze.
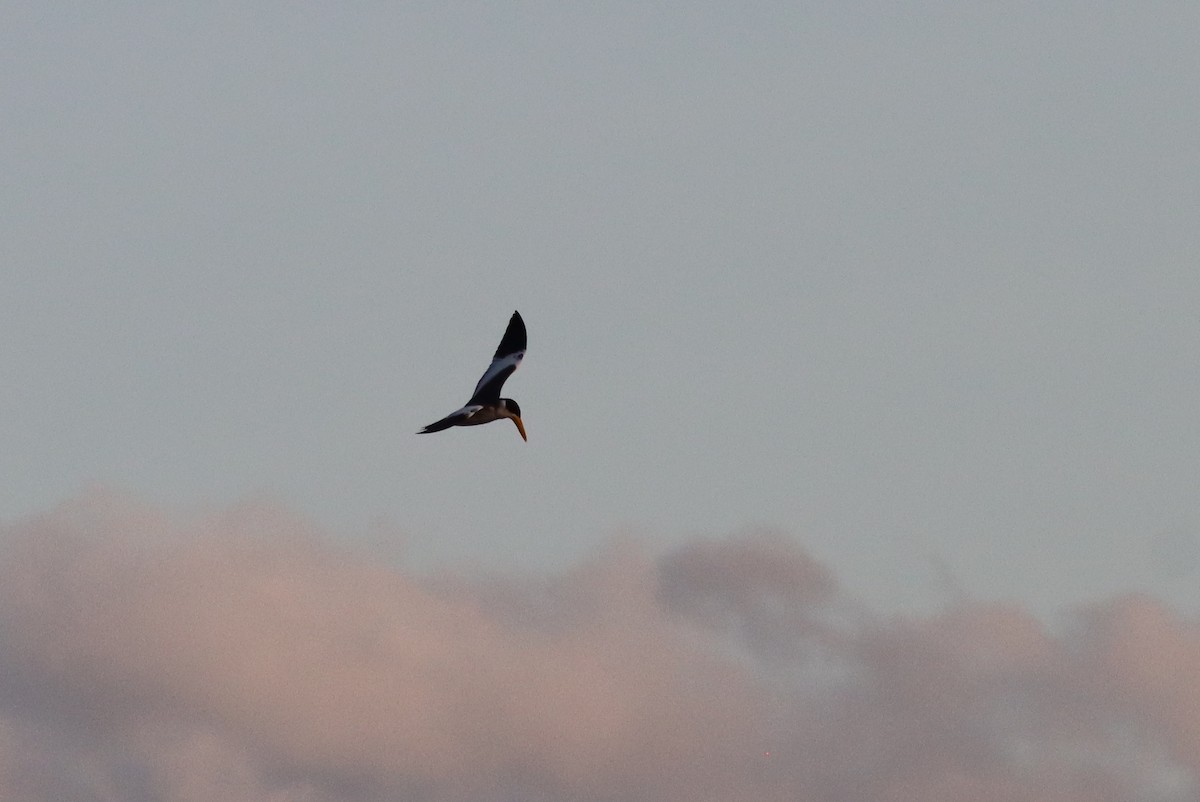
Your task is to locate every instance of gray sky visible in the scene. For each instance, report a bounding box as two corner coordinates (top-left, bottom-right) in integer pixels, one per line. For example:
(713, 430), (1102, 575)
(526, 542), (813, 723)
(3, 3), (1198, 618)
(4, 4), (1200, 800)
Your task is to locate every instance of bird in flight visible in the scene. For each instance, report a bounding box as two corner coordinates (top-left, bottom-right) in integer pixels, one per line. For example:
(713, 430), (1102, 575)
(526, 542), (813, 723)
(418, 310), (527, 441)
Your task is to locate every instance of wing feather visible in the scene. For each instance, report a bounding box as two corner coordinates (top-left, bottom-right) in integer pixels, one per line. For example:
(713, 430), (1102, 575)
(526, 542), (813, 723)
(469, 311), (525, 403)
(418, 404), (483, 433)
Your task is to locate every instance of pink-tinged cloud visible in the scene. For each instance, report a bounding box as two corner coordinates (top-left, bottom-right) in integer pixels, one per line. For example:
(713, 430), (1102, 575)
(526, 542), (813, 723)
(0, 491), (1195, 801)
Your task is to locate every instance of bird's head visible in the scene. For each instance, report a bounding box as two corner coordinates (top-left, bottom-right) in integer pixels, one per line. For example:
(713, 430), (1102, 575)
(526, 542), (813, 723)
(500, 399), (527, 442)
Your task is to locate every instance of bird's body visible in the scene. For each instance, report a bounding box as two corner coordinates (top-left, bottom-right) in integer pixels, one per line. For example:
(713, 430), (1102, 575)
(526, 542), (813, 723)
(418, 400), (519, 432)
(418, 311), (527, 441)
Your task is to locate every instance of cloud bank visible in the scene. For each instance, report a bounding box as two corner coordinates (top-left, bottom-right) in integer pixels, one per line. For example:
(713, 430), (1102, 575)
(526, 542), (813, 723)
(0, 491), (1195, 801)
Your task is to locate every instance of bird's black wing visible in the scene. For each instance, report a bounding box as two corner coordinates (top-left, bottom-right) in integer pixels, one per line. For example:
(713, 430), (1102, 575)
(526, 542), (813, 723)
(418, 405), (482, 434)
(469, 311), (526, 404)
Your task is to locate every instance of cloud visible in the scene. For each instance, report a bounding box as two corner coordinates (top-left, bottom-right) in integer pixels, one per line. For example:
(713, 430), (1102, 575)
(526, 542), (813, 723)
(657, 531), (839, 658)
(0, 491), (1195, 801)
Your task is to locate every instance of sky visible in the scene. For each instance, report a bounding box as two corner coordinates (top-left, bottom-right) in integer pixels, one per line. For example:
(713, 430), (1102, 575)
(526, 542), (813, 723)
(1, 3), (1198, 800)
